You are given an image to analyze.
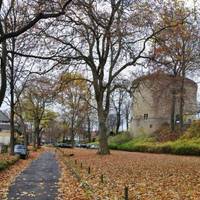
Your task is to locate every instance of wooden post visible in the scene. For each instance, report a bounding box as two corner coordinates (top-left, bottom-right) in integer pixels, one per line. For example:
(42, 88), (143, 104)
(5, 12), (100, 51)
(100, 174), (104, 183)
(81, 162), (83, 168)
(75, 160), (77, 165)
(124, 186), (128, 200)
(88, 166), (91, 174)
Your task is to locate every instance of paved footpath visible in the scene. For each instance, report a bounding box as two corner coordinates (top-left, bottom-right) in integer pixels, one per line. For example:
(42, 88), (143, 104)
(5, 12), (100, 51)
(8, 152), (60, 200)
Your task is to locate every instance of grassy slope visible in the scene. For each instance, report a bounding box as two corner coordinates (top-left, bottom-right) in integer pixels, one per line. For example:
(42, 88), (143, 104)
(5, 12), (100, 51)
(109, 134), (200, 156)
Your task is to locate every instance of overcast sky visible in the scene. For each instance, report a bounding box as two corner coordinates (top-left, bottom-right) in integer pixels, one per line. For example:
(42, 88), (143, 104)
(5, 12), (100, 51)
(1, 0), (200, 113)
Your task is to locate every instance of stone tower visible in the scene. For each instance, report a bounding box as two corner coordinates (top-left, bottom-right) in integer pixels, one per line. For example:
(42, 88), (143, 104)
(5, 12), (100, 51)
(130, 73), (197, 136)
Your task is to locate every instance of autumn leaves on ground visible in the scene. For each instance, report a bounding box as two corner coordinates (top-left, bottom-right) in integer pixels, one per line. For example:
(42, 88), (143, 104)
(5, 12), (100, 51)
(1, 148), (200, 200)
(58, 148), (200, 200)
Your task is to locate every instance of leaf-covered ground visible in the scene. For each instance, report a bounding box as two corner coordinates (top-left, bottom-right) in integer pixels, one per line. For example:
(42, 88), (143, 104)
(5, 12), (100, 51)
(56, 150), (88, 200)
(0, 149), (43, 200)
(59, 148), (200, 200)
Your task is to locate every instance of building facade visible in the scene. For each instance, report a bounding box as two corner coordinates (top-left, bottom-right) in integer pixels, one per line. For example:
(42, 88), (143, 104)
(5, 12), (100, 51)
(130, 73), (198, 136)
(0, 111), (10, 145)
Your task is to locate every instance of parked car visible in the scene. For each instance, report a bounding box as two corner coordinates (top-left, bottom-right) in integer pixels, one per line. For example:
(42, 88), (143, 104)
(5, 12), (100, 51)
(80, 144), (87, 148)
(75, 143), (81, 148)
(14, 144), (28, 159)
(55, 143), (73, 148)
(90, 144), (99, 149)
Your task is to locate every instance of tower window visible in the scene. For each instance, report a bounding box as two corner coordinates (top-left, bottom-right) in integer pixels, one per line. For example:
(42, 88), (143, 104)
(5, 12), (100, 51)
(144, 114), (148, 120)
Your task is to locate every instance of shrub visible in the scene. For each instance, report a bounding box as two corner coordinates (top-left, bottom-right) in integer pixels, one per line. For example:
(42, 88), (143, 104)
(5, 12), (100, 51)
(108, 132), (132, 145)
(0, 161), (7, 170)
(0, 155), (19, 171)
(108, 143), (119, 150)
(152, 123), (181, 142)
(182, 120), (200, 139)
(109, 134), (200, 156)
(2, 145), (8, 153)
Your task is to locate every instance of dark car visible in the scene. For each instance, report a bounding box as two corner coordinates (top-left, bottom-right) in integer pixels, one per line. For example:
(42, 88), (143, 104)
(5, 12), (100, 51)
(14, 144), (28, 159)
(56, 143), (73, 148)
(80, 144), (87, 148)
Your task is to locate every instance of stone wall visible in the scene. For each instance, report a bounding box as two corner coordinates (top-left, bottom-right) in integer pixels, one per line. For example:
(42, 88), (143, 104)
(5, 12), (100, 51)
(130, 74), (198, 136)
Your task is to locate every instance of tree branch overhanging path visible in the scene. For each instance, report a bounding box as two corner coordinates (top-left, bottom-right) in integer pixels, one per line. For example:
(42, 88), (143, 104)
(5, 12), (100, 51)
(0, 0), (72, 107)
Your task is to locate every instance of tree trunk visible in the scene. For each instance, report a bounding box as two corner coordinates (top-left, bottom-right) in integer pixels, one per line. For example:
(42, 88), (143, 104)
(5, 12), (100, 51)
(126, 108), (129, 131)
(179, 75), (185, 131)
(115, 111), (121, 134)
(9, 38), (15, 155)
(87, 115), (91, 143)
(70, 129), (75, 147)
(10, 81), (15, 155)
(24, 128), (28, 149)
(171, 90), (176, 132)
(33, 129), (36, 149)
(97, 107), (110, 155)
(0, 40), (7, 107)
(70, 117), (75, 147)
(37, 133), (40, 148)
(33, 121), (39, 149)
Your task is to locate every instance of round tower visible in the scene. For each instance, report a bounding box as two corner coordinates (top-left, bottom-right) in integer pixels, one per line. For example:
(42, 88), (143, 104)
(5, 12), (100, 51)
(130, 73), (197, 136)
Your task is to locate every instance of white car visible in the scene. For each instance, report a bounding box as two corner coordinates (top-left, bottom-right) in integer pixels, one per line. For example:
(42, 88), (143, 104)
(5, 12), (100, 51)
(14, 144), (28, 159)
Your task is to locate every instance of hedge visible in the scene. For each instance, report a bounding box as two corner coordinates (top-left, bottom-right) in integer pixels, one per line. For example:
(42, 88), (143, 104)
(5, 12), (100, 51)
(0, 155), (20, 171)
(109, 137), (200, 156)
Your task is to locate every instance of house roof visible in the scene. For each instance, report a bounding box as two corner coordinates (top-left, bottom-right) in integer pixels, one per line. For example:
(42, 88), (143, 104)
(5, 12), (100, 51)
(0, 111), (10, 122)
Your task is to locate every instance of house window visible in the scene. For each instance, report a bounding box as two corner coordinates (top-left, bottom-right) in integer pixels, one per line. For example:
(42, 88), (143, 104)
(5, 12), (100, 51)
(144, 114), (148, 120)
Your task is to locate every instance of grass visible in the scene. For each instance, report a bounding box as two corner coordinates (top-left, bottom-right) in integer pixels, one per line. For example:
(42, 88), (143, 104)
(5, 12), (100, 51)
(108, 134), (200, 156)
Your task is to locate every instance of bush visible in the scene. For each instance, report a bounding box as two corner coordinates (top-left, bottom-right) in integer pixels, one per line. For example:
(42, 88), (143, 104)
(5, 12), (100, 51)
(108, 132), (132, 145)
(0, 161), (7, 170)
(2, 145), (8, 153)
(109, 134), (200, 156)
(109, 135), (155, 152)
(0, 155), (19, 171)
(182, 120), (200, 138)
(152, 123), (181, 142)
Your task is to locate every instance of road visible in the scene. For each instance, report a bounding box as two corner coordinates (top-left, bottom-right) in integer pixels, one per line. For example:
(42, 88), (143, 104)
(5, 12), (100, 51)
(8, 152), (59, 200)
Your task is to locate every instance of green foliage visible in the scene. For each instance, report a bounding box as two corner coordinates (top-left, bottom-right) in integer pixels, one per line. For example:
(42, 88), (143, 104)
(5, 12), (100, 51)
(41, 110), (58, 128)
(1, 145), (8, 153)
(108, 121), (200, 156)
(108, 132), (132, 145)
(0, 155), (19, 171)
(182, 120), (200, 138)
(109, 135), (200, 156)
(87, 141), (99, 145)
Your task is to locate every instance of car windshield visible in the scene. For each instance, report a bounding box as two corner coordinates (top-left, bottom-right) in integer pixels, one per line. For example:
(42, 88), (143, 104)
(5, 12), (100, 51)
(15, 145), (25, 149)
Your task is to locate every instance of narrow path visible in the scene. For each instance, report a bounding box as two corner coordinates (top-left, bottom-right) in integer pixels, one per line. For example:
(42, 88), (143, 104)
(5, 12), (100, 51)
(8, 152), (59, 200)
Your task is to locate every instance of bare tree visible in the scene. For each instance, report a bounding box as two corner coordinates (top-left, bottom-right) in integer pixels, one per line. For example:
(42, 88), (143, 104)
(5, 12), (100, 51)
(42, 0), (181, 154)
(111, 88), (127, 134)
(0, 0), (72, 108)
